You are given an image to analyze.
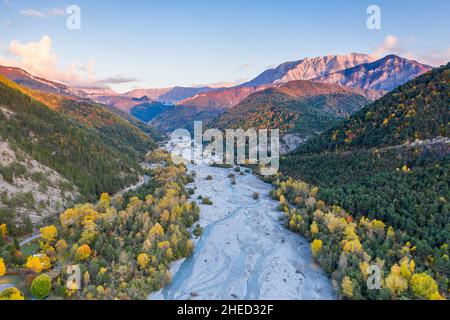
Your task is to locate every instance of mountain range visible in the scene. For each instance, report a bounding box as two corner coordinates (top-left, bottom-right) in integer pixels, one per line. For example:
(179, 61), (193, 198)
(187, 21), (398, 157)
(240, 53), (375, 87)
(313, 54), (432, 91)
(0, 53), (434, 136)
(148, 54), (431, 133)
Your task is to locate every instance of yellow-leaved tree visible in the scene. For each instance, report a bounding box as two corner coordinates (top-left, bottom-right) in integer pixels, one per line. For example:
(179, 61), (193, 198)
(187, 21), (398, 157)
(410, 273), (443, 300)
(385, 264), (408, 298)
(25, 254), (51, 273)
(40, 225), (58, 243)
(341, 276), (354, 299)
(310, 221), (319, 236)
(99, 193), (111, 209)
(0, 224), (7, 238)
(0, 257), (6, 276)
(311, 239), (323, 257)
(76, 244), (92, 261)
(0, 287), (25, 300)
(55, 239), (68, 254)
(149, 223), (165, 239)
(137, 253), (150, 270)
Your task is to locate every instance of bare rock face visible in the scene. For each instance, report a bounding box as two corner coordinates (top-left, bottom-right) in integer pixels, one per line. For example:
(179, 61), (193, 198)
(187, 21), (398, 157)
(279, 53), (376, 83)
(240, 54), (431, 96)
(281, 134), (309, 154)
(241, 53), (376, 87)
(0, 139), (78, 224)
(313, 54), (433, 91)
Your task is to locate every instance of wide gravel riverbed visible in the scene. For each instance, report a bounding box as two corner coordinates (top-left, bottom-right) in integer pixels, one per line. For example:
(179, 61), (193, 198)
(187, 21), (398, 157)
(149, 150), (336, 300)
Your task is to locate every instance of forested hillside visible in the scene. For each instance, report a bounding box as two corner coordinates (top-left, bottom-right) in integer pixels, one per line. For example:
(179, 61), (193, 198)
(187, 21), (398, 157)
(0, 150), (199, 300)
(212, 82), (368, 137)
(299, 64), (449, 152)
(151, 104), (225, 133)
(130, 101), (170, 123)
(280, 64), (450, 296)
(0, 76), (156, 200)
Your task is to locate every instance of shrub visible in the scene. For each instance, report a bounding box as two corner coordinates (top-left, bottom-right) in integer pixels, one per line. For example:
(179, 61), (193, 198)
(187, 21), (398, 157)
(252, 192), (260, 200)
(201, 197), (213, 205)
(205, 175), (213, 181)
(193, 224), (203, 238)
(0, 287), (24, 300)
(31, 274), (52, 300)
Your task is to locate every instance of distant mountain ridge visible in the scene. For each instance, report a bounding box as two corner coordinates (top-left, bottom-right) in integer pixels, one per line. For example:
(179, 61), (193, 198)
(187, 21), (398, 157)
(240, 53), (376, 87)
(170, 54), (427, 112)
(313, 54), (433, 91)
(125, 86), (216, 104)
(0, 65), (78, 97)
(177, 85), (272, 109)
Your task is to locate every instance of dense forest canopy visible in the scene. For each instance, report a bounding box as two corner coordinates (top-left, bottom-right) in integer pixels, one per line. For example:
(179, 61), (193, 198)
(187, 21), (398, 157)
(279, 64), (450, 297)
(0, 75), (156, 199)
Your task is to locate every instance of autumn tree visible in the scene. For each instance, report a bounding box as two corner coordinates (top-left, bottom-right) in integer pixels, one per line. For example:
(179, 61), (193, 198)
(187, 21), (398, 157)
(385, 264), (408, 298)
(25, 254), (51, 273)
(149, 223), (165, 239)
(311, 239), (323, 257)
(55, 239), (68, 254)
(100, 193), (111, 207)
(137, 253), (150, 270)
(341, 276), (354, 299)
(0, 287), (24, 300)
(0, 223), (7, 238)
(410, 273), (443, 300)
(40, 225), (58, 243)
(76, 244), (92, 261)
(0, 257), (6, 276)
(310, 221), (319, 236)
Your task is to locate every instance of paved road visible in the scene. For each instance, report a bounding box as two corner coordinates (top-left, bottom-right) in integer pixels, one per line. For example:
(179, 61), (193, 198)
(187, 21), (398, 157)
(19, 234), (41, 247)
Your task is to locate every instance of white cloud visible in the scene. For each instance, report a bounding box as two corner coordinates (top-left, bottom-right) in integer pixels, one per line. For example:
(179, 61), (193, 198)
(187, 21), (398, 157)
(0, 35), (138, 88)
(20, 8), (46, 18)
(0, 35), (124, 87)
(372, 35), (450, 66)
(372, 35), (400, 57)
(96, 75), (139, 85)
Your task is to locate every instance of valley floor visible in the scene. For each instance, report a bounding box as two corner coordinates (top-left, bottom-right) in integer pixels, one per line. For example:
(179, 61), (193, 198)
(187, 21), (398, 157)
(150, 156), (336, 300)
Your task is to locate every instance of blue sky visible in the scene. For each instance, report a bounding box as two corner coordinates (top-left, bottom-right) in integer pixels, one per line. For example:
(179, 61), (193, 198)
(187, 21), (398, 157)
(0, 0), (449, 92)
